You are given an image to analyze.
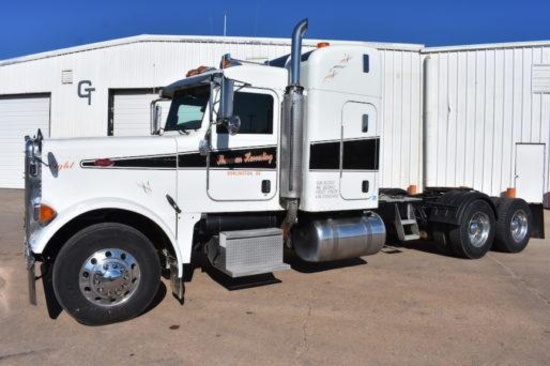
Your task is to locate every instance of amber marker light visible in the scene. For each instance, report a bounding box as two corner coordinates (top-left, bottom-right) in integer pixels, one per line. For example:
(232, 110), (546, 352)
(317, 42), (330, 48)
(186, 65), (209, 77)
(94, 158), (114, 167)
(38, 204), (57, 225)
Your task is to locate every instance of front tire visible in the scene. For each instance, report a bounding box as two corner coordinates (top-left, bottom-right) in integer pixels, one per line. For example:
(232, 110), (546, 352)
(52, 223), (161, 325)
(449, 200), (496, 259)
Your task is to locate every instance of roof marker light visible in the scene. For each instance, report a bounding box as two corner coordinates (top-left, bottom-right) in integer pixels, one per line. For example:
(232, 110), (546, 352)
(186, 65), (209, 77)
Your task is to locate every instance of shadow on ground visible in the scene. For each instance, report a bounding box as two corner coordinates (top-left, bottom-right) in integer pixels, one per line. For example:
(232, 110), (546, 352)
(186, 254), (282, 292)
(384, 239), (453, 257)
(39, 262), (168, 320)
(285, 252), (367, 273)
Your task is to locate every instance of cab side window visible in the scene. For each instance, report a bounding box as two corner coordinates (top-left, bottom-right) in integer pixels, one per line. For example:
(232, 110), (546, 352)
(217, 92), (274, 134)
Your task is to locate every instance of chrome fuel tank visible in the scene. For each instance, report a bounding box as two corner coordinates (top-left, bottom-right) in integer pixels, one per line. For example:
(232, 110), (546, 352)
(292, 213), (386, 262)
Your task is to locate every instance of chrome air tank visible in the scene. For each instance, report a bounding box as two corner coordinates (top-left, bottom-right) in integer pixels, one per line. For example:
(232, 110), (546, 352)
(292, 213), (386, 262)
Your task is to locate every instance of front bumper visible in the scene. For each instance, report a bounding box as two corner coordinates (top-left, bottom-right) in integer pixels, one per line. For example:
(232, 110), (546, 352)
(24, 131), (43, 306)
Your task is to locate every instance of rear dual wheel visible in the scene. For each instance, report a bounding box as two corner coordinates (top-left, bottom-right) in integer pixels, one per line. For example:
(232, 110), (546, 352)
(448, 200), (496, 259)
(492, 198), (531, 253)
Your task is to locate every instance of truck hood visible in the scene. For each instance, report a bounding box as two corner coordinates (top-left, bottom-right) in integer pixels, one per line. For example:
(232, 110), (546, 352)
(42, 135), (178, 170)
(32, 135), (181, 257)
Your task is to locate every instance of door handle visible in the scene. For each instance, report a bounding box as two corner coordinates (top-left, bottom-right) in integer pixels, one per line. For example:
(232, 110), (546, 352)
(262, 180), (271, 194)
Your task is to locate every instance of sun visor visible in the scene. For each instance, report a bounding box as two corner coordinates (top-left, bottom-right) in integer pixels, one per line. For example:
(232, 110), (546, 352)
(161, 70), (218, 98)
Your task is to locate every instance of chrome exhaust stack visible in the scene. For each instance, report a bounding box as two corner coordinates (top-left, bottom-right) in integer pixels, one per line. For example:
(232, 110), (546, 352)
(289, 18), (308, 87)
(280, 18), (308, 203)
(280, 18), (308, 235)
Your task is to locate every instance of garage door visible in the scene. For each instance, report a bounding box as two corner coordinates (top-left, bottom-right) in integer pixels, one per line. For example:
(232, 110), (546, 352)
(0, 95), (50, 189)
(112, 91), (169, 136)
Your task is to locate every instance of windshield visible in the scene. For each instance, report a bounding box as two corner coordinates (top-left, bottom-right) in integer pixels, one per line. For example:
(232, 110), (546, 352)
(164, 86), (210, 131)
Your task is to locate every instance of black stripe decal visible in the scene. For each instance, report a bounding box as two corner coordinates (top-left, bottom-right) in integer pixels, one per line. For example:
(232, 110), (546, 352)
(81, 146), (277, 170)
(81, 155), (177, 169)
(310, 141), (340, 170)
(309, 138), (380, 171)
(178, 153), (206, 168)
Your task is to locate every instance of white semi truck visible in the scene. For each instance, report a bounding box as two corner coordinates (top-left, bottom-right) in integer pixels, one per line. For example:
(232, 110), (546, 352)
(24, 19), (539, 325)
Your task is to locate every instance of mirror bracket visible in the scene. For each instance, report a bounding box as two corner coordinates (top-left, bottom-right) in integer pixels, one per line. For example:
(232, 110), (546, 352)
(199, 138), (211, 156)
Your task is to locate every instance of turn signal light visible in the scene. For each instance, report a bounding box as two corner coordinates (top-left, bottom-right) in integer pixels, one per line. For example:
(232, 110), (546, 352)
(317, 42), (330, 48)
(38, 204), (57, 225)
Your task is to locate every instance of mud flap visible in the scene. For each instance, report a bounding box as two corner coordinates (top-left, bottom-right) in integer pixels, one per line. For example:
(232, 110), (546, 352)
(168, 257), (184, 304)
(529, 203), (545, 239)
(40, 263), (63, 319)
(27, 261), (37, 305)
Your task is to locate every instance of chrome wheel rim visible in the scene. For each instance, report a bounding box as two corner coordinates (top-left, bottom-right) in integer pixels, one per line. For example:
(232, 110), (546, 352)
(468, 212), (491, 248)
(510, 210), (529, 243)
(79, 248), (140, 306)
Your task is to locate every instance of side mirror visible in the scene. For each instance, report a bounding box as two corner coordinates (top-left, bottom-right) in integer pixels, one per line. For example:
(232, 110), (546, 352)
(218, 77), (235, 121)
(154, 105), (162, 133)
(199, 138), (210, 156)
(218, 77), (241, 135)
(151, 102), (163, 134)
(226, 116), (241, 136)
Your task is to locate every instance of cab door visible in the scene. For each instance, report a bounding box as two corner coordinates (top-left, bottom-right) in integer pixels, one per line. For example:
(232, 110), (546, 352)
(207, 88), (279, 201)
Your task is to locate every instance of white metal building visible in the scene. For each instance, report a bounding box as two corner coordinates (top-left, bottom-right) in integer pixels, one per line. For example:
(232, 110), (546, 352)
(423, 42), (550, 206)
(0, 35), (423, 191)
(0, 34), (548, 208)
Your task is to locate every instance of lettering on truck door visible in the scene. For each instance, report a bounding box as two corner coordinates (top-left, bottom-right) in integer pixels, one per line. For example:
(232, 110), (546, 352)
(207, 88), (279, 202)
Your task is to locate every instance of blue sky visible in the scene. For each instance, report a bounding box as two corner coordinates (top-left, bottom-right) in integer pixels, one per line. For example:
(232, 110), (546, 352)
(1, 0), (549, 60)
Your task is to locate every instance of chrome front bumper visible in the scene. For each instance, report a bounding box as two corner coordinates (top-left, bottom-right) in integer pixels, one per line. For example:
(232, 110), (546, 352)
(24, 131), (43, 306)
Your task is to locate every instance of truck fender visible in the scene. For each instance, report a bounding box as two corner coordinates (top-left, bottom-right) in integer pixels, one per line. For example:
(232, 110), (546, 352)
(428, 190), (497, 226)
(29, 197), (183, 276)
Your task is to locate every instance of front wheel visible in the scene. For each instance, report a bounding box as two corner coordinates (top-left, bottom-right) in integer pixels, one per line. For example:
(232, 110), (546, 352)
(449, 200), (496, 259)
(52, 223), (161, 325)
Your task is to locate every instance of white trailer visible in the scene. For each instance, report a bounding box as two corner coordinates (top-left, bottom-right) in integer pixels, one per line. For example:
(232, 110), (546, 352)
(24, 20), (540, 325)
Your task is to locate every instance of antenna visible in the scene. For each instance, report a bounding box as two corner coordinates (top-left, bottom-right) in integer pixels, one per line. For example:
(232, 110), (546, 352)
(223, 11), (228, 37)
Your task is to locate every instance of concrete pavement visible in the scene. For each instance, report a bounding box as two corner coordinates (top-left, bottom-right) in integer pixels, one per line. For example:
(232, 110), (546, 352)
(1, 188), (549, 365)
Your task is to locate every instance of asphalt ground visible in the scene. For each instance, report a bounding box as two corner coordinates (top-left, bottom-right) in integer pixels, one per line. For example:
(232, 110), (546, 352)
(0, 188), (549, 365)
